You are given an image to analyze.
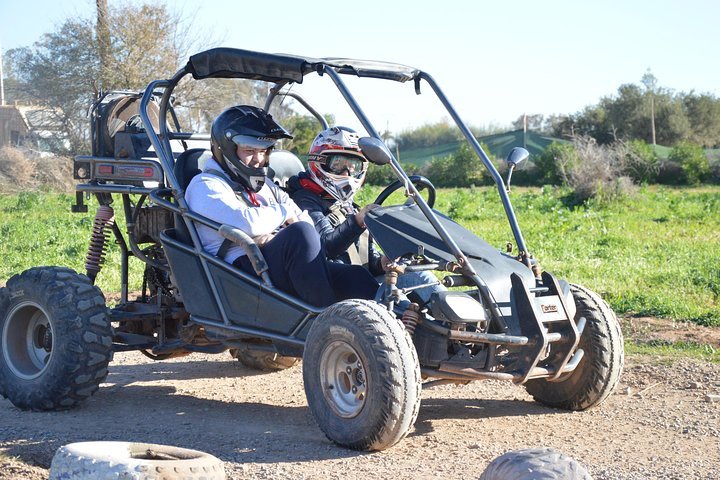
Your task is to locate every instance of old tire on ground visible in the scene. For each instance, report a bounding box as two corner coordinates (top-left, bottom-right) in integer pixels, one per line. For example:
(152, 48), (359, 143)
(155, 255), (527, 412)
(0, 267), (112, 410)
(230, 343), (299, 372)
(479, 447), (592, 480)
(525, 283), (624, 410)
(49, 441), (225, 480)
(302, 299), (421, 451)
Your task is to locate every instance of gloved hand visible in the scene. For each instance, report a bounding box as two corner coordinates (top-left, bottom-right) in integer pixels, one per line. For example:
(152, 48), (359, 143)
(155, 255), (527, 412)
(355, 203), (380, 228)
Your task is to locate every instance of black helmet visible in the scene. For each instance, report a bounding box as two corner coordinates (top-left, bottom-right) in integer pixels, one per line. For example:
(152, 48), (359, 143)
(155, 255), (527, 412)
(210, 105), (292, 191)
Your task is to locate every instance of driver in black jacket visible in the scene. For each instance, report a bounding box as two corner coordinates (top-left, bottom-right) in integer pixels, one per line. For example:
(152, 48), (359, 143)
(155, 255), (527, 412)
(287, 126), (443, 305)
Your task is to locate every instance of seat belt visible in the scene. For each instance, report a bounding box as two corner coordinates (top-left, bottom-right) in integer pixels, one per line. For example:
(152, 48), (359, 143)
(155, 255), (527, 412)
(204, 169), (280, 260)
(328, 202), (369, 268)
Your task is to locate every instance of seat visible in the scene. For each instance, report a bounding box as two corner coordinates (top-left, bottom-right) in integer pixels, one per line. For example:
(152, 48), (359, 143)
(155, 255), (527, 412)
(269, 150), (304, 188)
(172, 148), (212, 244)
(174, 148), (213, 190)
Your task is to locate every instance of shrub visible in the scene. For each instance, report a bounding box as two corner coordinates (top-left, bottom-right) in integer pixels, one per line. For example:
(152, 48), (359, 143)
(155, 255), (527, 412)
(0, 147), (75, 192)
(622, 139), (659, 183)
(363, 161), (422, 187)
(0, 146), (37, 186)
(656, 160), (684, 185)
(532, 141), (578, 185)
(668, 141), (710, 185)
(567, 136), (637, 203)
(424, 143), (490, 188)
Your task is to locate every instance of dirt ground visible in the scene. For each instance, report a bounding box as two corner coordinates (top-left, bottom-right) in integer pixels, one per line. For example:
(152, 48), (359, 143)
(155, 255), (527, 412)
(1, 317), (719, 480)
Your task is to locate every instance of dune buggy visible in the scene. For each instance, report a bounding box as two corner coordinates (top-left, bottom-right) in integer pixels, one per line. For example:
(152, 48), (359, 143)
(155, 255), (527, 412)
(0, 48), (623, 451)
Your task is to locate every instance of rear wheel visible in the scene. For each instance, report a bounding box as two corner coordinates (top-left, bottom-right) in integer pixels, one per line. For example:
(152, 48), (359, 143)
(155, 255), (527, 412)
(525, 283), (624, 410)
(230, 343), (299, 372)
(0, 267), (112, 410)
(303, 300), (421, 451)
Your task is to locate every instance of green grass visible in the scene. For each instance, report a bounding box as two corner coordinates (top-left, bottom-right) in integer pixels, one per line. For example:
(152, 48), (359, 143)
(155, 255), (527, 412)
(357, 184), (720, 327)
(0, 191), (145, 294)
(625, 340), (719, 363)
(2, 185), (720, 327)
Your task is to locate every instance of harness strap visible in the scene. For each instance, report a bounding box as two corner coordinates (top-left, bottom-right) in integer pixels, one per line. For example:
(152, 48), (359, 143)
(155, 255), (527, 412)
(328, 202), (369, 268)
(203, 168), (280, 260)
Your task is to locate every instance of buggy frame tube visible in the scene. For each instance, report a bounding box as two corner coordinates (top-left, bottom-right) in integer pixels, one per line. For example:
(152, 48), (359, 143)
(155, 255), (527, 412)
(264, 84), (329, 129)
(418, 72), (530, 261)
(140, 74), (235, 327)
(324, 66), (510, 331)
(323, 67), (476, 272)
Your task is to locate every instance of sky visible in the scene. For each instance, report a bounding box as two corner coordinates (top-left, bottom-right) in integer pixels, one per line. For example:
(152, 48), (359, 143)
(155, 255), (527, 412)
(2, 0), (719, 134)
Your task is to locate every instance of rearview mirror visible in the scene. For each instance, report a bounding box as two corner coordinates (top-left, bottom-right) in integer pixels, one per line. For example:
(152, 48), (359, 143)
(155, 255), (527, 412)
(506, 147), (529, 167)
(358, 137), (392, 166)
(504, 147), (529, 192)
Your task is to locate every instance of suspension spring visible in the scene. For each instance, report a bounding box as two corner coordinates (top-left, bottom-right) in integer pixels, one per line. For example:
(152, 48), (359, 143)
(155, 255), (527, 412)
(401, 302), (421, 336)
(85, 205), (115, 283)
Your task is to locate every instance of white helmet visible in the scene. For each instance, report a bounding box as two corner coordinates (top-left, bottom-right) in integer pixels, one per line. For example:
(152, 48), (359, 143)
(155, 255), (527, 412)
(307, 127), (368, 203)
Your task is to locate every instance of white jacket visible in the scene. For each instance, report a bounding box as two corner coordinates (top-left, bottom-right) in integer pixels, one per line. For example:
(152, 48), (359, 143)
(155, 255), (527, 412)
(185, 158), (310, 262)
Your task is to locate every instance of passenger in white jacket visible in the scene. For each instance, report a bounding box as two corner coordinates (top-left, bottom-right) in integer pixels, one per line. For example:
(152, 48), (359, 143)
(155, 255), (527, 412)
(185, 105), (377, 307)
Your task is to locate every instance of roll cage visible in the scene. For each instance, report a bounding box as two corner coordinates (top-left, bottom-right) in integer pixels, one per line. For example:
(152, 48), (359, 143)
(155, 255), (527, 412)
(144, 47), (531, 270)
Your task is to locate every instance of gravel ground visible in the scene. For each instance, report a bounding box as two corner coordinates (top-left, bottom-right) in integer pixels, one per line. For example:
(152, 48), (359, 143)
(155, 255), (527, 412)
(1, 320), (719, 480)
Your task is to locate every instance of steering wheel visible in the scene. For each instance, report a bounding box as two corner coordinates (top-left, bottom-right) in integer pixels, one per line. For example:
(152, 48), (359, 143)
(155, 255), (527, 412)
(366, 175), (437, 270)
(372, 175), (436, 208)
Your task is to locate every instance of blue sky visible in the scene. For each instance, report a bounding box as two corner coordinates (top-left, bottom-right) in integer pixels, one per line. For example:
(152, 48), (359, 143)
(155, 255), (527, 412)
(2, 0), (719, 133)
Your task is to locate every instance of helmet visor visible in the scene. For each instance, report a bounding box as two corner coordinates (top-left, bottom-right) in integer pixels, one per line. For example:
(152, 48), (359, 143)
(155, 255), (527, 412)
(325, 154), (367, 177)
(231, 134), (277, 150)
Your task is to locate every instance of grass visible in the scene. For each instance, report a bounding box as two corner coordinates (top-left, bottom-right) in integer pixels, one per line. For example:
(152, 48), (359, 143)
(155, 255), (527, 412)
(0, 191), (144, 294)
(357, 184), (720, 327)
(2, 185), (719, 329)
(625, 340), (719, 363)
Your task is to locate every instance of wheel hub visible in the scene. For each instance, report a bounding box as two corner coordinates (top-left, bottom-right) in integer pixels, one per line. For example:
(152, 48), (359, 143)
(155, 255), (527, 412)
(2, 302), (54, 379)
(319, 341), (367, 418)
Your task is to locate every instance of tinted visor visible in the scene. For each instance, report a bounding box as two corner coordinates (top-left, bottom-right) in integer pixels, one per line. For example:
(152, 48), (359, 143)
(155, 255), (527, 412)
(325, 154), (366, 176)
(231, 134), (276, 150)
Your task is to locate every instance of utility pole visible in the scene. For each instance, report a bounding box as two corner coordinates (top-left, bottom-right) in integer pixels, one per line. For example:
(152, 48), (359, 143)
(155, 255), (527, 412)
(0, 42), (5, 106)
(96, 0), (111, 92)
(641, 69), (657, 146)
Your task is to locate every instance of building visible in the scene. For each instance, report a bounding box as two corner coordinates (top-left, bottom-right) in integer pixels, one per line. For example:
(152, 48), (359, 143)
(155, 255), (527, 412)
(0, 104), (69, 151)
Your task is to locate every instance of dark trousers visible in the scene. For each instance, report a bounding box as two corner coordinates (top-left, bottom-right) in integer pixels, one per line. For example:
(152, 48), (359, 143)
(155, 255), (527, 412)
(234, 222), (378, 307)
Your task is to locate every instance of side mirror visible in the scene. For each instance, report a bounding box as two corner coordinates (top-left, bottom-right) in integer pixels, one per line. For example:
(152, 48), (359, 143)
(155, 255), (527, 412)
(506, 147), (529, 167)
(504, 147), (529, 192)
(358, 137), (392, 166)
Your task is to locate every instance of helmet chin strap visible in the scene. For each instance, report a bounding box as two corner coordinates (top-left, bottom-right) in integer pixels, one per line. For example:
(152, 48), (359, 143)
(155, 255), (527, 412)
(249, 175), (265, 192)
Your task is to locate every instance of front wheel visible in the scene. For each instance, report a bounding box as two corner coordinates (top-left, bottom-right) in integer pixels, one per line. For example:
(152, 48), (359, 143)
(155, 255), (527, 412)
(302, 300), (421, 451)
(0, 267), (113, 410)
(525, 283), (624, 410)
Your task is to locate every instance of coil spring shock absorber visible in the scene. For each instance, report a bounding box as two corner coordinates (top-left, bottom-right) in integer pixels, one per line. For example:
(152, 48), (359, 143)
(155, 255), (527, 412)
(401, 302), (421, 335)
(85, 205), (115, 283)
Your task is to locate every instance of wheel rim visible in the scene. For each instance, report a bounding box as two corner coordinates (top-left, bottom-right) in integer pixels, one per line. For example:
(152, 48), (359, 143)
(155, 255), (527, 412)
(319, 341), (367, 418)
(2, 302), (54, 379)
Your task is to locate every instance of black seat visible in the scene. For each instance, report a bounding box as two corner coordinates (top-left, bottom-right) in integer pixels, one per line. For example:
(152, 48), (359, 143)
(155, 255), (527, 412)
(172, 148), (211, 244)
(174, 148), (212, 190)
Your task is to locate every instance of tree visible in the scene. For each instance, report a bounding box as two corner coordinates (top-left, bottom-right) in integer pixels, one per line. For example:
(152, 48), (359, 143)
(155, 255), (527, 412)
(4, 3), (271, 153)
(395, 121), (460, 150)
(512, 114), (544, 132)
(683, 92), (720, 148)
(6, 20), (101, 152)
